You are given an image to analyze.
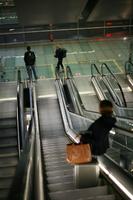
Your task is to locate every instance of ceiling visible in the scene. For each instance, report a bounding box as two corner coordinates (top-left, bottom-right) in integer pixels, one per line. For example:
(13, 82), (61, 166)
(87, 0), (133, 21)
(15, 0), (87, 26)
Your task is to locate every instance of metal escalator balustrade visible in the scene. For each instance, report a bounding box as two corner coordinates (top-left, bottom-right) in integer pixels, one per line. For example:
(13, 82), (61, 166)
(101, 63), (127, 107)
(91, 63), (133, 119)
(36, 76), (118, 200)
(8, 73), (44, 200)
(63, 67), (133, 178)
(66, 65), (133, 132)
(125, 61), (133, 89)
(0, 70), (24, 200)
(55, 78), (133, 200)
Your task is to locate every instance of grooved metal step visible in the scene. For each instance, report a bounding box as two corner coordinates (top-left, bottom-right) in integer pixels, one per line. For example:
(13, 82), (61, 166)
(48, 182), (75, 192)
(46, 163), (72, 172)
(0, 166), (16, 178)
(0, 178), (13, 189)
(46, 169), (73, 178)
(0, 138), (17, 148)
(49, 186), (108, 200)
(0, 118), (16, 127)
(0, 189), (9, 199)
(76, 194), (115, 200)
(0, 147), (18, 158)
(0, 128), (17, 138)
(0, 156), (18, 167)
(47, 174), (73, 185)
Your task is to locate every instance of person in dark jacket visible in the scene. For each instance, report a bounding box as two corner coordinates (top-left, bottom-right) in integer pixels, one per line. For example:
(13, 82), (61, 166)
(24, 46), (38, 80)
(79, 100), (116, 156)
(54, 47), (67, 71)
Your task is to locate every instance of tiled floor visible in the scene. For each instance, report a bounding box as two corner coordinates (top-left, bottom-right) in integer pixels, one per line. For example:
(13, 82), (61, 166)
(0, 38), (131, 81)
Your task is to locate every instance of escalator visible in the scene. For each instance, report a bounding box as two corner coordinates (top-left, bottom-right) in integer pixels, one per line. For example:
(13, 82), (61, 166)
(37, 83), (118, 200)
(64, 67), (133, 178)
(35, 73), (133, 200)
(125, 61), (133, 89)
(0, 72), (22, 199)
(0, 116), (18, 200)
(90, 63), (133, 119)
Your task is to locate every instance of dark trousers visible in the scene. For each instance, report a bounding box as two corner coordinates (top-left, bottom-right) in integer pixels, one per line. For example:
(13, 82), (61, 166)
(57, 58), (64, 70)
(26, 65), (38, 80)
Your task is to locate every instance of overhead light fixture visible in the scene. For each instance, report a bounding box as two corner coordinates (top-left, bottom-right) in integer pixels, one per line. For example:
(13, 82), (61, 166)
(123, 37), (127, 41)
(9, 28), (15, 31)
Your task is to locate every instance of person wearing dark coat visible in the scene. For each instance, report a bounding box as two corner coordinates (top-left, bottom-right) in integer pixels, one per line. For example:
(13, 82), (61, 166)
(24, 46), (38, 80)
(79, 100), (116, 156)
(54, 47), (67, 71)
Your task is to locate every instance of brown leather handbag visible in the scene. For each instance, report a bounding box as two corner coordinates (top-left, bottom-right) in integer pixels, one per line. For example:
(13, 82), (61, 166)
(66, 143), (92, 164)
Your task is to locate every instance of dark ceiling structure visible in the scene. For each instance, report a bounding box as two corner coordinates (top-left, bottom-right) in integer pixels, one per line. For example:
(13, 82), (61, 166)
(87, 0), (133, 21)
(15, 0), (88, 26)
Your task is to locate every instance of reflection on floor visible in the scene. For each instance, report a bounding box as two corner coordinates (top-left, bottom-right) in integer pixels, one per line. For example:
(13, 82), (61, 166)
(0, 38), (130, 81)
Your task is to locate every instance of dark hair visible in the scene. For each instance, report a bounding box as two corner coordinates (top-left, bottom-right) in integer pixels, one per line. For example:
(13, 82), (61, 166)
(27, 46), (31, 51)
(99, 100), (113, 116)
(100, 100), (113, 108)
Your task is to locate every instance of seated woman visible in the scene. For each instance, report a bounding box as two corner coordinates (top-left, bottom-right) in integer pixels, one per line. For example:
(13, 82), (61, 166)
(79, 100), (116, 156)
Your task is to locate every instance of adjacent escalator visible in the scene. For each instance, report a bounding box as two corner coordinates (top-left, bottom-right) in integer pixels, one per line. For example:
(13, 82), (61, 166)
(36, 79), (119, 200)
(0, 71), (23, 200)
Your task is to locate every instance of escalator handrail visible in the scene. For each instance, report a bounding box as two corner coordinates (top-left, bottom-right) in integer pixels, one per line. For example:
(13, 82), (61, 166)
(17, 70), (24, 156)
(101, 63), (127, 107)
(66, 66), (133, 133)
(9, 79), (44, 200)
(66, 65), (73, 79)
(125, 61), (133, 75)
(91, 63), (101, 77)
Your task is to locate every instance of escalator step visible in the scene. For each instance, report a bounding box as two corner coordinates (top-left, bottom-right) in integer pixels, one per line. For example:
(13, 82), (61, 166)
(0, 189), (9, 199)
(47, 174), (73, 185)
(46, 169), (73, 178)
(45, 155), (66, 163)
(76, 194), (115, 200)
(0, 166), (16, 178)
(44, 152), (65, 157)
(0, 156), (18, 167)
(0, 178), (13, 189)
(46, 160), (67, 166)
(46, 163), (72, 172)
(0, 124), (16, 129)
(48, 182), (75, 192)
(0, 147), (18, 157)
(0, 138), (17, 148)
(49, 186), (108, 200)
(0, 128), (16, 138)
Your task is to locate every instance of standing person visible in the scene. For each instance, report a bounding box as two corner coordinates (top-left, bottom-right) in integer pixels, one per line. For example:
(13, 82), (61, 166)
(54, 46), (67, 71)
(24, 46), (38, 80)
(78, 100), (116, 156)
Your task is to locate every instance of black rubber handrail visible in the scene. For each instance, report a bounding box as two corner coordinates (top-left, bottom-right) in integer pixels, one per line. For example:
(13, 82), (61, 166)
(91, 63), (101, 77)
(66, 65), (73, 79)
(17, 70), (24, 155)
(125, 61), (133, 75)
(101, 63), (127, 107)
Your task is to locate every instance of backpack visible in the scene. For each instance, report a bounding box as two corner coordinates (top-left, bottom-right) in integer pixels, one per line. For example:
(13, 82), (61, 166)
(62, 48), (67, 58)
(26, 51), (35, 65)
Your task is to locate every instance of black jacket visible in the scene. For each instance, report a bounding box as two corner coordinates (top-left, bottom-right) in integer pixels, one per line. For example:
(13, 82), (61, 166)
(81, 115), (116, 155)
(24, 51), (36, 66)
(54, 48), (66, 59)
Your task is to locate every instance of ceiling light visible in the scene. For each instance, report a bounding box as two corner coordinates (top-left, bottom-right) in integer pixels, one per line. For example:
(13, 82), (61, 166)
(9, 28), (15, 31)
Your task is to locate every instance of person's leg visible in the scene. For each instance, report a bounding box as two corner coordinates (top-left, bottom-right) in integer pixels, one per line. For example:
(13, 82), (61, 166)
(57, 59), (60, 71)
(60, 58), (64, 70)
(26, 65), (32, 80)
(31, 65), (38, 80)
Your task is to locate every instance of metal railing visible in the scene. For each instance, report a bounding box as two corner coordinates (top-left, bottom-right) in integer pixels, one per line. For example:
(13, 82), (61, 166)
(9, 76), (44, 200)
(101, 63), (127, 107)
(16, 70), (24, 156)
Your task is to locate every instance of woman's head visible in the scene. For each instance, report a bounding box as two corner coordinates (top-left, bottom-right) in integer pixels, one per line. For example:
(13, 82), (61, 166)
(99, 100), (113, 116)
